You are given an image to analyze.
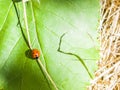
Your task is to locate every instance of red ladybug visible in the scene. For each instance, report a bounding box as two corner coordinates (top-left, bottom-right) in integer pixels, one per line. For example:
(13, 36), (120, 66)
(31, 49), (40, 59)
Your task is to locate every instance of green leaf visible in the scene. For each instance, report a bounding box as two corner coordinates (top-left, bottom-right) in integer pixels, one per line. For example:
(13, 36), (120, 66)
(0, 0), (100, 90)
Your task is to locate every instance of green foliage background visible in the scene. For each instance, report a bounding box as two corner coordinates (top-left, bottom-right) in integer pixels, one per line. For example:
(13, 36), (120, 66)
(0, 0), (99, 90)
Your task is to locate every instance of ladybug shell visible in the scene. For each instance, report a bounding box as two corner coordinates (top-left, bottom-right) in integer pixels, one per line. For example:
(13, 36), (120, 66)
(31, 49), (40, 59)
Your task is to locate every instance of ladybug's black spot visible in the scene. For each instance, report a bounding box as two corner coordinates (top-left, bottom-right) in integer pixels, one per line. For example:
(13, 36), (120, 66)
(35, 56), (39, 59)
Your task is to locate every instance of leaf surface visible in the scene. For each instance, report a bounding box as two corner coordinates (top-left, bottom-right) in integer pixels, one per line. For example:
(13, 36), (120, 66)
(0, 0), (99, 90)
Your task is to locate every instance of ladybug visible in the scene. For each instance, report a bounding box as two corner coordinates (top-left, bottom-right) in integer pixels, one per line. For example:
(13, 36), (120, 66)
(31, 49), (40, 59)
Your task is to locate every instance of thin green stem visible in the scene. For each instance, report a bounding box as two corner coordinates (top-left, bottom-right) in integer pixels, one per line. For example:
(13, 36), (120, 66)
(12, 0), (30, 48)
(37, 58), (59, 90)
(22, 0), (32, 49)
(14, 1), (58, 89)
(57, 33), (93, 79)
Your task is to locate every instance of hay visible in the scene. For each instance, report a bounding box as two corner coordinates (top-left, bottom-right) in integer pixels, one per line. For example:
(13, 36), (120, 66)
(89, 0), (120, 90)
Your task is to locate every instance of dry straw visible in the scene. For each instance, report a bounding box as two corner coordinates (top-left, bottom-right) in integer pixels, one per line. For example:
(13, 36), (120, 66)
(89, 0), (120, 90)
